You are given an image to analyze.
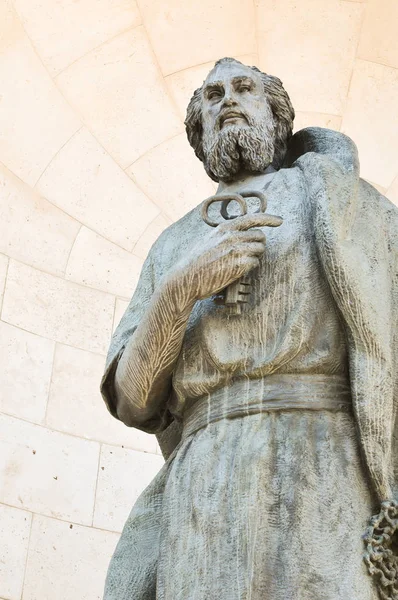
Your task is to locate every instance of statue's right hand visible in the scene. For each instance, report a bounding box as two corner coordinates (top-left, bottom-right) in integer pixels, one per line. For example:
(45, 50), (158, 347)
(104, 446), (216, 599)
(168, 212), (283, 302)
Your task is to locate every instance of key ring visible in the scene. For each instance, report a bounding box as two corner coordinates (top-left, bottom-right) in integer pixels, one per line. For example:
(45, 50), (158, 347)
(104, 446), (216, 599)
(201, 190), (268, 227)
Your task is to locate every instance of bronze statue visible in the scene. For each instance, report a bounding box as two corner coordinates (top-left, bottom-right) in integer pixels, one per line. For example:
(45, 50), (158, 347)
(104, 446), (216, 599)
(101, 58), (398, 600)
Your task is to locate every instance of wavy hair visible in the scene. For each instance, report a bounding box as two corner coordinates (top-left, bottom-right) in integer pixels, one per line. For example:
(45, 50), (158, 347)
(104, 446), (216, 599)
(185, 57), (295, 180)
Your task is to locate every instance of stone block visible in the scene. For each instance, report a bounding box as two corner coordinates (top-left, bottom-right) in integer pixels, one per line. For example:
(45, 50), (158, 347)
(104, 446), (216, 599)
(358, 0), (398, 70)
(46, 343), (158, 453)
(65, 227), (143, 298)
(0, 2), (80, 186)
(257, 0), (363, 114)
(293, 112), (341, 133)
(56, 27), (182, 168)
(0, 321), (54, 424)
(13, 0), (141, 76)
(0, 253), (8, 312)
(36, 128), (159, 252)
(113, 298), (129, 333)
(132, 214), (172, 260)
(93, 445), (164, 532)
(23, 515), (119, 600)
(0, 414), (100, 525)
(137, 0), (256, 75)
(341, 59), (398, 188)
(128, 133), (216, 221)
(0, 504), (31, 600)
(2, 260), (114, 354)
(387, 176), (398, 207)
(0, 162), (80, 276)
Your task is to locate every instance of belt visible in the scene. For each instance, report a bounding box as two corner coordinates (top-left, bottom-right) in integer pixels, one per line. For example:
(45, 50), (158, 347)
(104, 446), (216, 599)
(182, 374), (352, 439)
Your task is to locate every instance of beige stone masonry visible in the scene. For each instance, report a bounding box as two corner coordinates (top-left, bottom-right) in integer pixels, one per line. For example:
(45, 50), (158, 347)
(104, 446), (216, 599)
(0, 321), (54, 424)
(13, 0), (141, 76)
(0, 162), (80, 277)
(93, 444), (164, 533)
(387, 176), (398, 207)
(65, 226), (144, 298)
(36, 127), (159, 252)
(0, 504), (31, 600)
(0, 254), (8, 312)
(23, 514), (119, 600)
(257, 0), (363, 115)
(56, 27), (183, 168)
(293, 112), (342, 133)
(342, 59), (398, 188)
(137, 0), (256, 76)
(128, 133), (217, 221)
(132, 214), (172, 259)
(358, 0), (398, 70)
(46, 343), (158, 453)
(113, 298), (130, 333)
(2, 260), (114, 355)
(0, 1), (81, 186)
(0, 414), (99, 525)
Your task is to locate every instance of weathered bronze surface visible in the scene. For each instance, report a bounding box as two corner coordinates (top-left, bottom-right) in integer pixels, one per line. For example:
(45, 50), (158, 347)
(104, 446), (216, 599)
(100, 58), (398, 599)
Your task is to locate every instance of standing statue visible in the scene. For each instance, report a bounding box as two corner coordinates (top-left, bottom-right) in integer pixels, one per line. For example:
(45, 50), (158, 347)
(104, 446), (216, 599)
(101, 57), (398, 600)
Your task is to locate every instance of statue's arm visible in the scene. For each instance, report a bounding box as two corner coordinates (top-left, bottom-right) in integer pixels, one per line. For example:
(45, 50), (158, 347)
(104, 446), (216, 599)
(112, 212), (281, 429)
(113, 275), (196, 427)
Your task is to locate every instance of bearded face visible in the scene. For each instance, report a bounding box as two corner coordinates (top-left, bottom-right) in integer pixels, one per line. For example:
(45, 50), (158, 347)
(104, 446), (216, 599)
(185, 59), (294, 183)
(202, 109), (276, 182)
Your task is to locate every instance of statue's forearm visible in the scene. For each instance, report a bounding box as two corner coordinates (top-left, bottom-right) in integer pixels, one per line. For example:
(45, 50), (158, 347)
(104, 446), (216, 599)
(114, 275), (196, 427)
(114, 208), (274, 428)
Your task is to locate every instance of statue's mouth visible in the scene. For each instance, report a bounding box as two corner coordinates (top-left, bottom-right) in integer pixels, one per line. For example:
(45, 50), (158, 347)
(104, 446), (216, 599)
(220, 111), (247, 127)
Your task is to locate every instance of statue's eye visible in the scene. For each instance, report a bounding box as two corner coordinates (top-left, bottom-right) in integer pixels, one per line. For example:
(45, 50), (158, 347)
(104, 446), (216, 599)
(239, 85), (251, 92)
(208, 90), (222, 100)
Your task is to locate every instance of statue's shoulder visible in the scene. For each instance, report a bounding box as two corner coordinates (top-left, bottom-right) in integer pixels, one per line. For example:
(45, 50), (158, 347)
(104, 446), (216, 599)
(285, 127), (359, 174)
(155, 204), (204, 246)
(147, 203), (206, 266)
(288, 127), (356, 154)
(284, 128), (398, 240)
(290, 129), (397, 220)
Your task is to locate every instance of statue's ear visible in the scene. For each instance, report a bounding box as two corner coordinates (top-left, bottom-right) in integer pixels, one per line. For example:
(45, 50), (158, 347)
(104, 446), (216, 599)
(156, 419), (183, 460)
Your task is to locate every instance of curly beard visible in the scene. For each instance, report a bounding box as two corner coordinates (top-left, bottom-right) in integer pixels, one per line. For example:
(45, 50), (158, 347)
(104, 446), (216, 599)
(202, 117), (275, 182)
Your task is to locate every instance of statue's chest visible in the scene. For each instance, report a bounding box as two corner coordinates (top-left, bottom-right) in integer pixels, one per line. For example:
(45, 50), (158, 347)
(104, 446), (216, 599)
(186, 169), (318, 324)
(248, 182), (317, 310)
(207, 169), (313, 270)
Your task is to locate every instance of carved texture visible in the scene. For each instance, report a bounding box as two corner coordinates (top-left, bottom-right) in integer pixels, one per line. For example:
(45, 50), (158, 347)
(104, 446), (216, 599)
(101, 129), (398, 599)
(364, 501), (398, 600)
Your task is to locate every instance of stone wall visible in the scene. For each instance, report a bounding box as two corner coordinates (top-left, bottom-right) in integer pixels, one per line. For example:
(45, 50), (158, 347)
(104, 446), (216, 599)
(1, 0), (398, 598)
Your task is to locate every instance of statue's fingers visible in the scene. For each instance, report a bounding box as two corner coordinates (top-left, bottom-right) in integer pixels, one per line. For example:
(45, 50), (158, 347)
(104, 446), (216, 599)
(233, 229), (266, 243)
(227, 213), (283, 231)
(243, 242), (266, 257)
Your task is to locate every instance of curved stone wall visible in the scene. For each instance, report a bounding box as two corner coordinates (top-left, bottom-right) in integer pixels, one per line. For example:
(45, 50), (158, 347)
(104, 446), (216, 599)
(1, 0), (398, 598)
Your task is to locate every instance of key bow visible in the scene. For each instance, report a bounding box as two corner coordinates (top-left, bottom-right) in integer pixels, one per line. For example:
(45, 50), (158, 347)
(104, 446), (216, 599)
(201, 189), (271, 315)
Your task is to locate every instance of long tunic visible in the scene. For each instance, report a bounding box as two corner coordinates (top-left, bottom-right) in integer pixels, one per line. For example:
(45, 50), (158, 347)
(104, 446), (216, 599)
(102, 164), (378, 599)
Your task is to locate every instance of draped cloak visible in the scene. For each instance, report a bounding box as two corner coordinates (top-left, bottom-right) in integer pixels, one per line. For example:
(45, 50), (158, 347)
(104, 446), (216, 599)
(101, 127), (398, 598)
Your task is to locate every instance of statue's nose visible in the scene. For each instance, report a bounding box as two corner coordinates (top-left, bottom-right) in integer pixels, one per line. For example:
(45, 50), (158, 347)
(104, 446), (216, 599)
(222, 96), (237, 108)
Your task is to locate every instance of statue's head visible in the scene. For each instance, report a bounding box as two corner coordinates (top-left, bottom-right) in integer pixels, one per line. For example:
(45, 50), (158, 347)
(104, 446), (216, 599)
(185, 57), (295, 182)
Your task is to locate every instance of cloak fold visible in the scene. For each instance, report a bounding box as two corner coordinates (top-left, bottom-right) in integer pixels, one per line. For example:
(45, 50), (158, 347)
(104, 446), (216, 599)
(288, 129), (398, 599)
(286, 128), (398, 505)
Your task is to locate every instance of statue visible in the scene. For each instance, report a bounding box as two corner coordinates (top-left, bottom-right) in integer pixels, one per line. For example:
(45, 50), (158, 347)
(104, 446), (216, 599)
(100, 57), (398, 600)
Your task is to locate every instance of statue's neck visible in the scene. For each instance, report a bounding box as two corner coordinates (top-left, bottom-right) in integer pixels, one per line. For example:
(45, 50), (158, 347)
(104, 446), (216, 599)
(216, 166), (277, 196)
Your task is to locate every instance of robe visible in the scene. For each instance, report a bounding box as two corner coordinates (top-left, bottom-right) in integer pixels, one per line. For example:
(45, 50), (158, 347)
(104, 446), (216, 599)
(101, 128), (398, 599)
